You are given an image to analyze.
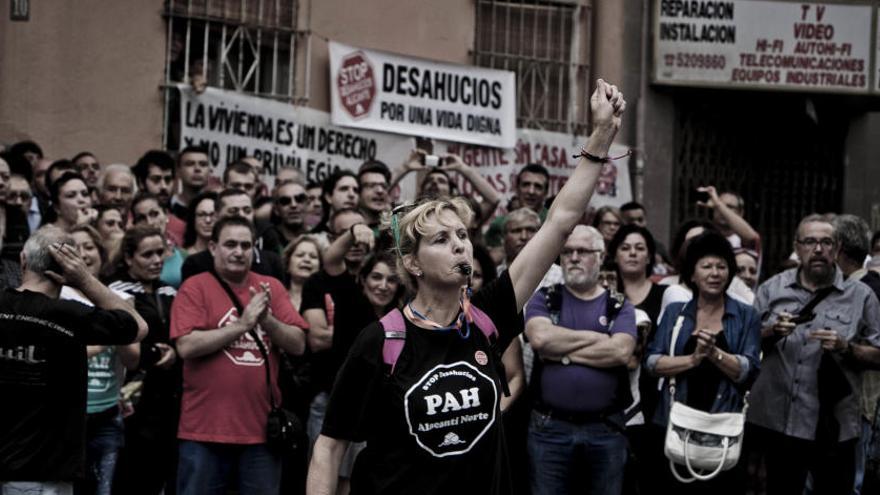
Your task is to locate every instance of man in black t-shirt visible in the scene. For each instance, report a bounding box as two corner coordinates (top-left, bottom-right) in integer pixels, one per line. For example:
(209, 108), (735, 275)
(301, 209), (370, 450)
(0, 226), (147, 493)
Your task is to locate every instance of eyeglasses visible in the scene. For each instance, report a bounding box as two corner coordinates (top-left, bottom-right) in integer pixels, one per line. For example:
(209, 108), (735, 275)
(796, 237), (835, 250)
(7, 192), (31, 201)
(560, 247), (604, 258)
(276, 193), (307, 206)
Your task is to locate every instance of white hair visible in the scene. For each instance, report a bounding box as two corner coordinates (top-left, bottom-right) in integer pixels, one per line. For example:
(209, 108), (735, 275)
(22, 226), (71, 275)
(97, 164), (138, 194)
(569, 224), (605, 251)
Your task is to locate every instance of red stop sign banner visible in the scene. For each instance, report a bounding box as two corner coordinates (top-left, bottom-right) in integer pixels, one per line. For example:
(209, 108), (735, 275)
(336, 51), (376, 119)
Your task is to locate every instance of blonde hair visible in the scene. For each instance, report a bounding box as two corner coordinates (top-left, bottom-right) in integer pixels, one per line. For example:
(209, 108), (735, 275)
(383, 197), (474, 292)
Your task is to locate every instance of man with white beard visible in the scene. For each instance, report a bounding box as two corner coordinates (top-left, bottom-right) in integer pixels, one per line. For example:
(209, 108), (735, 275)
(524, 225), (636, 495)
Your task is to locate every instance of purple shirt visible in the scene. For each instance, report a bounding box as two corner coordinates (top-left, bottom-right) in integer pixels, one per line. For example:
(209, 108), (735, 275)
(526, 287), (636, 413)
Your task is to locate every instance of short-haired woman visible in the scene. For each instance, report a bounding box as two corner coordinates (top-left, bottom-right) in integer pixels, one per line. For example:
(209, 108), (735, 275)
(644, 231), (761, 493)
(307, 79), (626, 494)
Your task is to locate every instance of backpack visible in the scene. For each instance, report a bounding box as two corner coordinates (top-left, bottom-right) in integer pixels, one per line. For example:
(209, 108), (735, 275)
(379, 306), (510, 396)
(530, 284), (633, 420)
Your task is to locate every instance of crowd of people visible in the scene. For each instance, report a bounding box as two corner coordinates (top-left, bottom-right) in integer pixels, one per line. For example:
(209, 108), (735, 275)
(1, 78), (879, 495)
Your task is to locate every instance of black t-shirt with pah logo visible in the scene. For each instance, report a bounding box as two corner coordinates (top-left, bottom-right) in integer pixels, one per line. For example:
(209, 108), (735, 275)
(322, 272), (522, 495)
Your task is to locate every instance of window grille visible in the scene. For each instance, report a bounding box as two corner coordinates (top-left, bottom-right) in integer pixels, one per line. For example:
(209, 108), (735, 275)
(474, 0), (591, 135)
(162, 0), (307, 148)
(671, 90), (846, 277)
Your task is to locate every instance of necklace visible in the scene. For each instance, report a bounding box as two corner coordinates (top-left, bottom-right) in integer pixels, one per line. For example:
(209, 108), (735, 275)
(403, 286), (474, 339)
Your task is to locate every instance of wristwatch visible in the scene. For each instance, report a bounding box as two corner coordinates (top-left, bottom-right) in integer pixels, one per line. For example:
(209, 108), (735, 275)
(561, 355), (571, 366)
(716, 350), (723, 362)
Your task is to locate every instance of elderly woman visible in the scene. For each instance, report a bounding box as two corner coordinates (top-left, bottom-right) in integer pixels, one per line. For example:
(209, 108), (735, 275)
(659, 220), (754, 319)
(307, 79), (625, 494)
(644, 231), (761, 492)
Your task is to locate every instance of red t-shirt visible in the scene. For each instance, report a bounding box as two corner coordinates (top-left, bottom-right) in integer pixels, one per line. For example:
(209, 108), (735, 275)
(170, 271), (308, 444)
(166, 214), (186, 249)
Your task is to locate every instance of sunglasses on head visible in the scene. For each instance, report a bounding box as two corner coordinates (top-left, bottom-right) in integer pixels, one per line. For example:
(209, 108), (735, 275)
(276, 193), (307, 206)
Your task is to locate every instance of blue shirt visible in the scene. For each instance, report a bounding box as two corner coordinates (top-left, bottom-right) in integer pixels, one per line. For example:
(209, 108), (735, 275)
(160, 247), (186, 289)
(747, 268), (880, 442)
(645, 297), (761, 428)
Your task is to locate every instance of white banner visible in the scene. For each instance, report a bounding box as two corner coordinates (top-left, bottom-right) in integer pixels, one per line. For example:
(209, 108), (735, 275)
(329, 41), (517, 148)
(436, 129), (631, 213)
(653, 0), (872, 93)
(178, 85), (415, 188)
(177, 86), (629, 217)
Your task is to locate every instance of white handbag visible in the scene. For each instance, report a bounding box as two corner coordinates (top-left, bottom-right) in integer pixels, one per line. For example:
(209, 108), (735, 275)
(663, 315), (747, 483)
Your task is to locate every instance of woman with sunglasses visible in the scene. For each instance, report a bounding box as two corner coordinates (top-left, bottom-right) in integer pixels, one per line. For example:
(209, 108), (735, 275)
(307, 79), (625, 494)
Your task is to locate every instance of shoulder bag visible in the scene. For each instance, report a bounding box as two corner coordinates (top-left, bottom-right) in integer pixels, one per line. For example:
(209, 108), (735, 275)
(664, 314), (746, 483)
(210, 271), (305, 454)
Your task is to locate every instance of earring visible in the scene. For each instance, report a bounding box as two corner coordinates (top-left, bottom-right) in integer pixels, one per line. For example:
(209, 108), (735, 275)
(416, 271), (423, 278)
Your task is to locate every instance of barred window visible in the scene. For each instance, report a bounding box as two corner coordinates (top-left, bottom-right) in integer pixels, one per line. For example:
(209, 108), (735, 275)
(474, 0), (591, 134)
(162, 0), (307, 147)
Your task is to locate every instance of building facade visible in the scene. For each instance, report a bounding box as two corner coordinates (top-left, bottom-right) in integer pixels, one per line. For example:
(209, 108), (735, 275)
(2, 0), (879, 272)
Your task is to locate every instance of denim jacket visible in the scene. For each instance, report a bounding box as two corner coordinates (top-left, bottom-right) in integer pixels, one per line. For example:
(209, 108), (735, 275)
(644, 296), (762, 428)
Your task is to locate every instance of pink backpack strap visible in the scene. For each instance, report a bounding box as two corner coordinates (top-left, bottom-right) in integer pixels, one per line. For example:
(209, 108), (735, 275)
(380, 309), (407, 373)
(380, 306), (497, 374)
(470, 306), (498, 342)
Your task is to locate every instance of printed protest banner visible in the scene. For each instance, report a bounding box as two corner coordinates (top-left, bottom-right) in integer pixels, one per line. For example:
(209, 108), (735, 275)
(329, 41), (517, 148)
(653, 0), (872, 93)
(178, 85), (629, 220)
(178, 85), (414, 188)
(435, 129), (631, 213)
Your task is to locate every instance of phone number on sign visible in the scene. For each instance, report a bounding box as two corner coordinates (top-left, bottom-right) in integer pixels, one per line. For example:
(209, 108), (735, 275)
(663, 53), (726, 70)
